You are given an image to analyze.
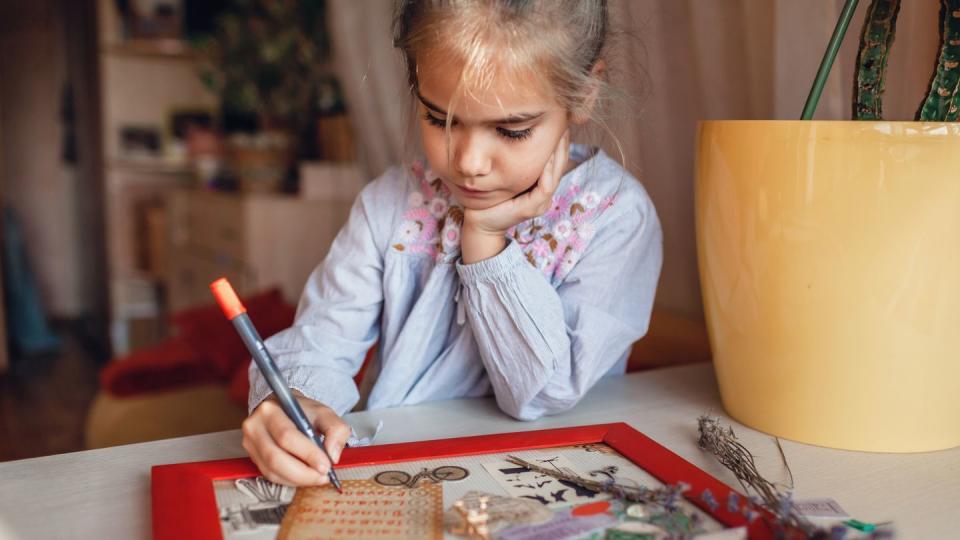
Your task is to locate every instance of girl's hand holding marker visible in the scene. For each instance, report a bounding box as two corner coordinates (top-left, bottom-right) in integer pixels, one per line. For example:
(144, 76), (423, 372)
(241, 392), (350, 488)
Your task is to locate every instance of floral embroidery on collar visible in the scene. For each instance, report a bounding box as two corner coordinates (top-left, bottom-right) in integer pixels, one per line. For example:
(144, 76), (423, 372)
(392, 159), (615, 280)
(392, 161), (463, 262)
(508, 176), (615, 282)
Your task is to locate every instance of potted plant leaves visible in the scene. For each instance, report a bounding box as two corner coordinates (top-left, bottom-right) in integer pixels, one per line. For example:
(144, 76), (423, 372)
(695, 0), (960, 452)
(193, 0), (330, 192)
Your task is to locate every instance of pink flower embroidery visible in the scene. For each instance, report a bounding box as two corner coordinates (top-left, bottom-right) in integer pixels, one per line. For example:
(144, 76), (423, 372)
(395, 159), (617, 275)
(512, 179), (617, 281)
(552, 220), (573, 240)
(393, 161), (461, 261)
(399, 220), (421, 242)
(537, 252), (555, 271)
(441, 223), (461, 250)
(559, 251), (579, 275)
(530, 238), (551, 258)
(580, 191), (601, 209)
(544, 193), (571, 221)
(428, 197), (449, 218)
(408, 191), (425, 208)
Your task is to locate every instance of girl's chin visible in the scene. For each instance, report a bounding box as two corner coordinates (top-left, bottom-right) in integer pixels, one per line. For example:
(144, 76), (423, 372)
(452, 195), (511, 211)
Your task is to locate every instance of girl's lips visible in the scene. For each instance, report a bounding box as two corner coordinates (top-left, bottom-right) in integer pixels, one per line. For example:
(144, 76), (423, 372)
(456, 185), (491, 196)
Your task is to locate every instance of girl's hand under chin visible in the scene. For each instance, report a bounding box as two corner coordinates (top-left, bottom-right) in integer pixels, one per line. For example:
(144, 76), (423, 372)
(460, 130), (569, 264)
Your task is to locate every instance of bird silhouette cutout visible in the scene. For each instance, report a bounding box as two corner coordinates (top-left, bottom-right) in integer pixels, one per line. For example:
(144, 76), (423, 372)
(520, 494), (550, 505)
(558, 479), (599, 498)
(515, 480), (553, 489)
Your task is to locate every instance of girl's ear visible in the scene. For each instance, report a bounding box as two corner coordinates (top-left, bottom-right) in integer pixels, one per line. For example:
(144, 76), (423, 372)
(570, 60), (606, 125)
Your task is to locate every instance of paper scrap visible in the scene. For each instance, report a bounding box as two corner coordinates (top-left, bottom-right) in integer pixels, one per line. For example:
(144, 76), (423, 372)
(496, 507), (617, 540)
(317, 419), (383, 448)
(347, 420), (384, 447)
(792, 498), (849, 519)
(277, 479), (442, 540)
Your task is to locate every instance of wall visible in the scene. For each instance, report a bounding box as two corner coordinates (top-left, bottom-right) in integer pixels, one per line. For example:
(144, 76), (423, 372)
(0, 0), (85, 318)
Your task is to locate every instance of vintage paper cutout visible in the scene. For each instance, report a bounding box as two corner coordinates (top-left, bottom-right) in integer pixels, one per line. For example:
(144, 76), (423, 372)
(571, 443), (618, 455)
(482, 455), (611, 508)
(217, 476), (295, 536)
(277, 479), (443, 540)
(374, 465), (469, 488)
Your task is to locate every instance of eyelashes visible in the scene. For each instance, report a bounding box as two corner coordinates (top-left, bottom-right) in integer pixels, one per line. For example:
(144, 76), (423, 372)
(498, 127), (533, 141)
(423, 112), (533, 142)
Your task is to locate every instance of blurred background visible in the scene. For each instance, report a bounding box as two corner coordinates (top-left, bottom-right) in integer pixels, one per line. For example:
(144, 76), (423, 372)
(0, 0), (939, 460)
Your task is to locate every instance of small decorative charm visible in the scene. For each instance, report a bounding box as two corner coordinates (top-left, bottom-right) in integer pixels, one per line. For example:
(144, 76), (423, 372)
(450, 496), (491, 540)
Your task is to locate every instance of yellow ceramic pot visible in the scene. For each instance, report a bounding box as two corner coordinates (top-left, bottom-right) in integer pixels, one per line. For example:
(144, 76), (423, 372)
(695, 120), (960, 452)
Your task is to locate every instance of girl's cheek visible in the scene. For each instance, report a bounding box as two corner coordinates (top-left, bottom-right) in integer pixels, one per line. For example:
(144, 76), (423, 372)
(422, 137), (449, 173)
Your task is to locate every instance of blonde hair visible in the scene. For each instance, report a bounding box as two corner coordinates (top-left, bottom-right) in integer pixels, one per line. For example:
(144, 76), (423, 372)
(393, 0), (609, 122)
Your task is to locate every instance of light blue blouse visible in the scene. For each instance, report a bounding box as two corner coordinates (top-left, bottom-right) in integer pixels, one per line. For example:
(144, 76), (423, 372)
(249, 144), (663, 420)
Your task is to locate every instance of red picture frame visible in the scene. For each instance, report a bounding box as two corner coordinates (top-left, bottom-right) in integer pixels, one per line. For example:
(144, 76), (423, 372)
(152, 422), (775, 539)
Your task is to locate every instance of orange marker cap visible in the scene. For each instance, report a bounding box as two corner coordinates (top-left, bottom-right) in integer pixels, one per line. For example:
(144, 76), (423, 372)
(210, 278), (247, 320)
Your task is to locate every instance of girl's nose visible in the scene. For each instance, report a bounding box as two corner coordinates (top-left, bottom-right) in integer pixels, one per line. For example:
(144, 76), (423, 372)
(453, 132), (491, 178)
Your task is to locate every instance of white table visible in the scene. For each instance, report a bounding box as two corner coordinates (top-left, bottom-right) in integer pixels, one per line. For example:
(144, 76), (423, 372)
(0, 364), (956, 539)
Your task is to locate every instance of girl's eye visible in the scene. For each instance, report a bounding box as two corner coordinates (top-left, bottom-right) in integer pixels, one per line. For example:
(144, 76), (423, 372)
(496, 127), (533, 142)
(424, 112), (533, 142)
(424, 113), (449, 128)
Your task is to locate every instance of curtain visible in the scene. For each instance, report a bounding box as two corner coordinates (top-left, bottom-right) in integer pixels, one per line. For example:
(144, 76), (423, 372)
(328, 0), (940, 319)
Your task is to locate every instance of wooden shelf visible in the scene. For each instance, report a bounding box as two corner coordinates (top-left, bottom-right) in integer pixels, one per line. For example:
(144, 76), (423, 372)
(109, 158), (191, 175)
(103, 39), (195, 60)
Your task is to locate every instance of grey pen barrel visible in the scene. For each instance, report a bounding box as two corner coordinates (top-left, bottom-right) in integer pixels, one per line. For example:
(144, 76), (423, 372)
(231, 311), (343, 492)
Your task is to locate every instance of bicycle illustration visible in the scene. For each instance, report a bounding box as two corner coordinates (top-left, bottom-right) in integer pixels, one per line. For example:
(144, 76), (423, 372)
(373, 465), (470, 488)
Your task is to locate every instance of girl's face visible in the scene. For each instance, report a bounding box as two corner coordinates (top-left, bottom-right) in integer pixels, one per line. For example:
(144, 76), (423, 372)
(416, 56), (573, 210)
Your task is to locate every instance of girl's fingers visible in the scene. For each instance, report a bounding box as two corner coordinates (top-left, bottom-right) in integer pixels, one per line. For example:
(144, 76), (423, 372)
(536, 153), (557, 196)
(263, 404), (332, 474)
(314, 408), (352, 464)
(538, 131), (568, 196)
(243, 415), (328, 486)
(550, 130), (569, 191)
(524, 131), (569, 216)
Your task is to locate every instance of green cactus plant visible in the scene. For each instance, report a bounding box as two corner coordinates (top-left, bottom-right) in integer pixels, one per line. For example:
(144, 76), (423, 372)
(916, 0), (960, 120)
(854, 0), (960, 121)
(853, 0), (900, 120)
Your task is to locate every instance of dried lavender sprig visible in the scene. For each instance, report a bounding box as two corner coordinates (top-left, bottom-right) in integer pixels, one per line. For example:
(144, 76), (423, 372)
(697, 415), (816, 535)
(504, 455), (688, 510)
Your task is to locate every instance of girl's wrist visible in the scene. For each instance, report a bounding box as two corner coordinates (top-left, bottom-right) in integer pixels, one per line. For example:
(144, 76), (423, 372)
(460, 222), (507, 264)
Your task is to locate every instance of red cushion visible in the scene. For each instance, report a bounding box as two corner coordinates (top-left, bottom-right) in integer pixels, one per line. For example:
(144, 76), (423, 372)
(100, 337), (220, 397)
(227, 358), (252, 407)
(101, 288), (376, 403)
(172, 288), (296, 378)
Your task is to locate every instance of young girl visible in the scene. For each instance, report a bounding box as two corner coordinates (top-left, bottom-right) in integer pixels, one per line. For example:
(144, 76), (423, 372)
(242, 0), (662, 487)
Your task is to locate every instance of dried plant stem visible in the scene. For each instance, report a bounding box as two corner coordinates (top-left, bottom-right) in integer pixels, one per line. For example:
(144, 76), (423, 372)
(697, 416), (815, 535)
(504, 455), (687, 509)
